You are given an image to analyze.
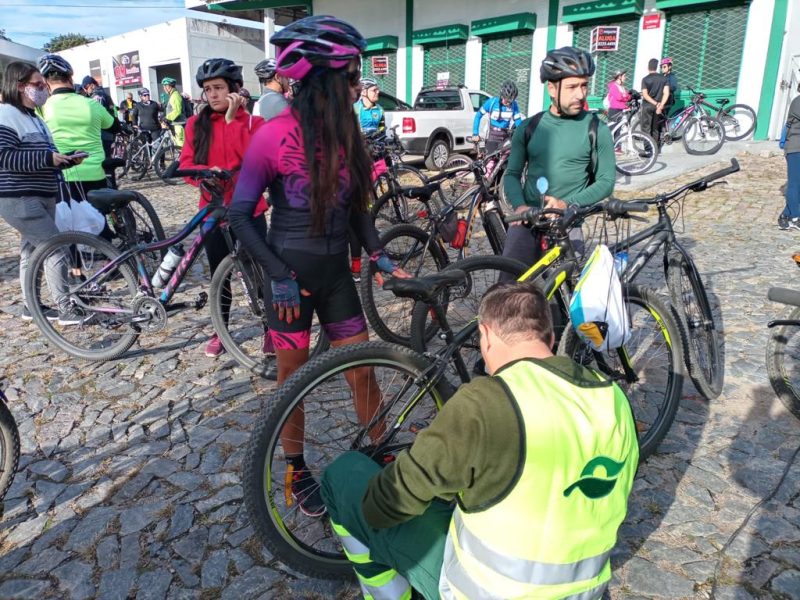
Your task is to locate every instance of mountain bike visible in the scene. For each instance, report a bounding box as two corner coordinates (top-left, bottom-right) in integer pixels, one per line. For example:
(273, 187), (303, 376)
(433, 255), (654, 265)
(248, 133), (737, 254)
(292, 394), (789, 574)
(607, 92), (659, 176)
(0, 380), (20, 503)
(360, 162), (507, 345)
(766, 261), (800, 419)
(23, 167), (328, 369)
(661, 94), (726, 155)
(125, 122), (181, 184)
(240, 199), (682, 581)
(442, 135), (515, 211)
(691, 89), (756, 141)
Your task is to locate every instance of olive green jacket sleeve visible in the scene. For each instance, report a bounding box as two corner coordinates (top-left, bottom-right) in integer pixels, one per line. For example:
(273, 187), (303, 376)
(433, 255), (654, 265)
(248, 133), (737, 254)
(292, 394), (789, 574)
(361, 376), (520, 529)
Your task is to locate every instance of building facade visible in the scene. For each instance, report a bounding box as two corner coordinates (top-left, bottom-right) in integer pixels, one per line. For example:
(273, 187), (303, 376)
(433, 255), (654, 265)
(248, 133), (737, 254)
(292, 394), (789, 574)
(192, 0), (799, 140)
(57, 17), (265, 104)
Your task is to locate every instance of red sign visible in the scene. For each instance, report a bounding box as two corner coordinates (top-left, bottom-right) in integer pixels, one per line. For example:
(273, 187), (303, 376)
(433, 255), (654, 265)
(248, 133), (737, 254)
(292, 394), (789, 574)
(371, 55), (389, 76)
(590, 26), (620, 52)
(112, 50), (142, 86)
(643, 14), (661, 30)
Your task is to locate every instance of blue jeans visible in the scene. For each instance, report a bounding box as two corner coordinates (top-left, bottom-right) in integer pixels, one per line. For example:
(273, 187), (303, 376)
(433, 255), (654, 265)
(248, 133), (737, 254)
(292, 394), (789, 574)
(783, 152), (800, 218)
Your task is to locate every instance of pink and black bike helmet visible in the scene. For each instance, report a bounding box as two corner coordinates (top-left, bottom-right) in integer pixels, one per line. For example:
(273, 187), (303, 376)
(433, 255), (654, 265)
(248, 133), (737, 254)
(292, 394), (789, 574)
(661, 57), (673, 66)
(271, 15), (366, 80)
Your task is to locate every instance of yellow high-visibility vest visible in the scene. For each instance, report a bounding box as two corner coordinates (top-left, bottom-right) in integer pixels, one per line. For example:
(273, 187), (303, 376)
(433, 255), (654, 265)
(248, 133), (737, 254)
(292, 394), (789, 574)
(440, 358), (639, 599)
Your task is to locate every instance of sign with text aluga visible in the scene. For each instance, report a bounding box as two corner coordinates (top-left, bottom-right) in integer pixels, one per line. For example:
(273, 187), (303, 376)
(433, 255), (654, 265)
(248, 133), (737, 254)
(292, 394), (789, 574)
(436, 71), (450, 89)
(371, 55), (389, 76)
(590, 26), (620, 52)
(113, 50), (142, 86)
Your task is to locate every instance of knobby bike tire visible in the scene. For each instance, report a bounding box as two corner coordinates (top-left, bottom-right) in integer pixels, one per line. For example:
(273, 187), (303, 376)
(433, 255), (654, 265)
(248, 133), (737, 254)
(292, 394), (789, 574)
(614, 131), (659, 176)
(718, 103), (756, 142)
(24, 232), (139, 361)
(242, 341), (454, 579)
(409, 255), (528, 355)
(766, 306), (800, 420)
(557, 285), (684, 461)
(153, 144), (180, 185)
(360, 224), (449, 346)
(117, 192), (166, 253)
(667, 253), (723, 400)
(482, 209), (507, 255)
(209, 254), (330, 377)
(0, 397), (20, 503)
(682, 116), (725, 156)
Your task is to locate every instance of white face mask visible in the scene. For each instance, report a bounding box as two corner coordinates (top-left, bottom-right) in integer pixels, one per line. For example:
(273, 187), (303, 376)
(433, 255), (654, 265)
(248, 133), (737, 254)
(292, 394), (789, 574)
(23, 85), (49, 107)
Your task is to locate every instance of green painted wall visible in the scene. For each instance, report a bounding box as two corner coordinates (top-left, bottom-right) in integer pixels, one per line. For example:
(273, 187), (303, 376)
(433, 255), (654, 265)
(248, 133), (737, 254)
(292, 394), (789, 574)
(755, 0), (788, 139)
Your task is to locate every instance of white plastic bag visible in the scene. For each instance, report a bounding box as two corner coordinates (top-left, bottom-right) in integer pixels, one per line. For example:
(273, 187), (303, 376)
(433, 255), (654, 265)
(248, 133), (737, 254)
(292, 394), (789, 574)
(569, 244), (630, 351)
(54, 200), (72, 232)
(70, 199), (106, 235)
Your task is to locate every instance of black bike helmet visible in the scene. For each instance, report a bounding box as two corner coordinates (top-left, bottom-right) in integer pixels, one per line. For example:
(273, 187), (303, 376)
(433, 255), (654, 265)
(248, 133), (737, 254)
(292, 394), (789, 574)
(271, 15), (366, 80)
(254, 58), (277, 80)
(38, 53), (73, 78)
(195, 58), (244, 87)
(500, 80), (518, 101)
(540, 47), (595, 82)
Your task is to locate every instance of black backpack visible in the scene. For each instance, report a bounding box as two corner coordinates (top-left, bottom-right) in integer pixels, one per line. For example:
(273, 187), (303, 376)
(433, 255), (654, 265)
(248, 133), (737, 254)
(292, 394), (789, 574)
(523, 111), (599, 185)
(181, 95), (194, 120)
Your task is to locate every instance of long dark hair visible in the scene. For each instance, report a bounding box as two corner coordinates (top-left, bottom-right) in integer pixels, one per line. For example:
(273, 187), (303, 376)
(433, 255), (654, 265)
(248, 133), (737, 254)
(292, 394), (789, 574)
(292, 65), (372, 234)
(192, 78), (238, 165)
(1, 62), (39, 112)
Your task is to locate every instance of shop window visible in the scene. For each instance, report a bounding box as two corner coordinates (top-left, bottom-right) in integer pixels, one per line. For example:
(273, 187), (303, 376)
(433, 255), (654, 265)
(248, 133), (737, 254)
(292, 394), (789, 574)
(423, 43), (467, 88)
(480, 33), (534, 115)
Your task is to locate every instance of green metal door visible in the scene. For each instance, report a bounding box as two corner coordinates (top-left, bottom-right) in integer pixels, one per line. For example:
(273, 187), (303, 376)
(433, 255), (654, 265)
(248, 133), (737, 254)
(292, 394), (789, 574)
(362, 52), (397, 96)
(663, 4), (748, 108)
(423, 43), (467, 87)
(480, 33), (534, 115)
(573, 19), (639, 109)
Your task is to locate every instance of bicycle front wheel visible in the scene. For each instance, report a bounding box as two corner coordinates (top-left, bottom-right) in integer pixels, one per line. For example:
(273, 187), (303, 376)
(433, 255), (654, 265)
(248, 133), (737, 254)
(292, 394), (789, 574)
(210, 254), (329, 377)
(153, 143), (180, 184)
(24, 232), (140, 361)
(668, 254), (723, 400)
(682, 116), (725, 155)
(614, 131), (659, 176)
(718, 103), (756, 141)
(0, 396), (20, 503)
(242, 341), (453, 579)
(557, 285), (684, 461)
(360, 224), (448, 345)
(766, 306), (800, 420)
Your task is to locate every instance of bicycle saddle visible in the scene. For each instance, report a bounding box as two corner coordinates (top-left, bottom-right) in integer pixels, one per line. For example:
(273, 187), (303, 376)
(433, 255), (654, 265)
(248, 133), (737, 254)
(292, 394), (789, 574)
(403, 186), (434, 201)
(86, 188), (140, 213)
(715, 99), (730, 106)
(384, 270), (467, 303)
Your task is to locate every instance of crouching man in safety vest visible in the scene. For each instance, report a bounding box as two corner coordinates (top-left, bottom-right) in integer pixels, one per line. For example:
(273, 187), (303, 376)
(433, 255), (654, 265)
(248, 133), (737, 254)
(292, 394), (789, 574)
(321, 280), (639, 600)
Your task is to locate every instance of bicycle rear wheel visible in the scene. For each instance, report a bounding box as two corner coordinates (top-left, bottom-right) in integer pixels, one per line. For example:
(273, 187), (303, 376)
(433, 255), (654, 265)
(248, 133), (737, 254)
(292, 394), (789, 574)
(718, 103), (756, 141)
(557, 285), (684, 461)
(109, 192), (166, 275)
(668, 254), (723, 400)
(153, 143), (180, 184)
(24, 232), (140, 361)
(0, 393), (20, 503)
(360, 224), (448, 345)
(242, 341), (453, 579)
(614, 131), (658, 176)
(682, 116), (725, 155)
(766, 306), (800, 420)
(209, 253), (329, 377)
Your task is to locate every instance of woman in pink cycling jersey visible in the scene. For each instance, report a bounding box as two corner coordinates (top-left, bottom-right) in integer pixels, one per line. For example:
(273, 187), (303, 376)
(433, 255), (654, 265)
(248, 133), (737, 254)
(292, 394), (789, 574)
(229, 15), (405, 516)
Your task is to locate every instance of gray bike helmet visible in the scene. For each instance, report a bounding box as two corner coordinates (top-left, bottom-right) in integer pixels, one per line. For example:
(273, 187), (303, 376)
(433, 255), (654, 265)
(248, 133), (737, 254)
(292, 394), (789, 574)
(38, 53), (73, 78)
(500, 80), (518, 101)
(195, 58), (243, 87)
(138, 87), (150, 97)
(360, 77), (378, 90)
(540, 47), (595, 82)
(254, 58), (277, 80)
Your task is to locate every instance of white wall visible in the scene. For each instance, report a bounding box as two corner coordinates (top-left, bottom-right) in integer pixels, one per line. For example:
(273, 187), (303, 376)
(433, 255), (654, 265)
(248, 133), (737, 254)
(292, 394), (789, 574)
(737, 0), (774, 118)
(770, 0), (800, 138)
(634, 1), (664, 89)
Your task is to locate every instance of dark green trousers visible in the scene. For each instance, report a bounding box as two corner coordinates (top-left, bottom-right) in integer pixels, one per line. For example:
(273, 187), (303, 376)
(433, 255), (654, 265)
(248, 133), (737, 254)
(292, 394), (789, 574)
(321, 451), (452, 600)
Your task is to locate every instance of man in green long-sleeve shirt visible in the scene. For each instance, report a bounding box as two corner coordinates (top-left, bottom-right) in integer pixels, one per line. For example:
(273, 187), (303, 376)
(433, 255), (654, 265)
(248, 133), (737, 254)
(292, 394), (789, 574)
(503, 47), (616, 268)
(320, 281), (638, 600)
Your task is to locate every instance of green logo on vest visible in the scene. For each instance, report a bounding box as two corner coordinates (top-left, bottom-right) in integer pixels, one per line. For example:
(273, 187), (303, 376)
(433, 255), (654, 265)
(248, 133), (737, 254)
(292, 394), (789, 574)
(563, 456), (626, 499)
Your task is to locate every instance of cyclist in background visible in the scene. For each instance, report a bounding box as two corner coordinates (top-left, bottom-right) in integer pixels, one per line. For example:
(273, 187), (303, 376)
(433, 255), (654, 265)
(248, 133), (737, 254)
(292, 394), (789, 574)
(131, 88), (161, 141)
(253, 58), (290, 120)
(354, 77), (384, 134)
(119, 92), (136, 125)
(161, 77), (185, 147)
(178, 58), (266, 360)
(229, 16), (406, 517)
(39, 54), (120, 198)
(660, 57), (678, 115)
(471, 80), (523, 154)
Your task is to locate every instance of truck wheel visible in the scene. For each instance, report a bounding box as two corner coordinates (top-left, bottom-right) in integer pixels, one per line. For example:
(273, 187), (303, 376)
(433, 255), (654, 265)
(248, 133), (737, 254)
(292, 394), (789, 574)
(425, 137), (450, 171)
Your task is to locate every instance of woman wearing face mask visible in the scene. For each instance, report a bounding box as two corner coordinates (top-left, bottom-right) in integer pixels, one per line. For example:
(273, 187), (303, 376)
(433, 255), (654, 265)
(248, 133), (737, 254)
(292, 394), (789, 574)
(0, 61), (84, 325)
(179, 58), (268, 360)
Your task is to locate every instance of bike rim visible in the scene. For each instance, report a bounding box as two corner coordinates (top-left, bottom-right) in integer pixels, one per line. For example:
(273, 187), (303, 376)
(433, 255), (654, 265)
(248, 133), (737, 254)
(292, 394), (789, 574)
(676, 264), (720, 391)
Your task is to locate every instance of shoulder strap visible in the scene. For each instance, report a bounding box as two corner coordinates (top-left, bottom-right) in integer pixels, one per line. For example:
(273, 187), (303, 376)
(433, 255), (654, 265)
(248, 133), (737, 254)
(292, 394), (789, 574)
(587, 113), (599, 185)
(523, 111), (545, 148)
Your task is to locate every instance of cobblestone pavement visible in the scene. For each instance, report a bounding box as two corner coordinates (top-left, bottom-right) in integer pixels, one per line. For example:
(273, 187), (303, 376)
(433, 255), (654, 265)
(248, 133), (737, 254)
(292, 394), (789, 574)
(0, 154), (798, 600)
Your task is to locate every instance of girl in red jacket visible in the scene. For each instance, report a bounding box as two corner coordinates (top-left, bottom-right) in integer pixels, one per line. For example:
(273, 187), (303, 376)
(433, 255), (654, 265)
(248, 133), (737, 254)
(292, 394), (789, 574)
(179, 58), (269, 361)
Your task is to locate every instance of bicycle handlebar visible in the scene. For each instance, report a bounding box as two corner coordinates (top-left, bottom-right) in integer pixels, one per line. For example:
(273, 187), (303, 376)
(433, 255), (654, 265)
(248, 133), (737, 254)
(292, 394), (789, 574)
(163, 161), (232, 182)
(506, 199), (649, 230)
(648, 158), (740, 204)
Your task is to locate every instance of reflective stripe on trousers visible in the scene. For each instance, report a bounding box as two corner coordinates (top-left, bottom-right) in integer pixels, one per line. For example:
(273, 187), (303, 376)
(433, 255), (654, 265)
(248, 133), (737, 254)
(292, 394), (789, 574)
(330, 519), (412, 600)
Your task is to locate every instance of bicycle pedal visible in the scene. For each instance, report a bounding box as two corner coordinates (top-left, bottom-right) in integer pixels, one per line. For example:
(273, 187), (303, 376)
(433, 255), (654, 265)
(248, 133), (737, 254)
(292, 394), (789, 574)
(193, 292), (208, 309)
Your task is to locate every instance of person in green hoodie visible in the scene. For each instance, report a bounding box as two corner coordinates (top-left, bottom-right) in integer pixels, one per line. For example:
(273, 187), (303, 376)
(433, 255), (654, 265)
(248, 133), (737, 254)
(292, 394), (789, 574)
(161, 77), (185, 147)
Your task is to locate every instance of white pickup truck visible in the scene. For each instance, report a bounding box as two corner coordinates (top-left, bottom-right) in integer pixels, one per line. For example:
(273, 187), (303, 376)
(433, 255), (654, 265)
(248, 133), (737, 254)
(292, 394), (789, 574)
(384, 85), (491, 170)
